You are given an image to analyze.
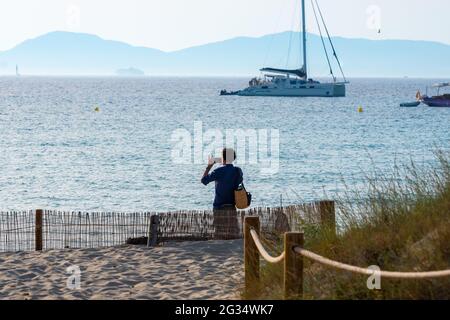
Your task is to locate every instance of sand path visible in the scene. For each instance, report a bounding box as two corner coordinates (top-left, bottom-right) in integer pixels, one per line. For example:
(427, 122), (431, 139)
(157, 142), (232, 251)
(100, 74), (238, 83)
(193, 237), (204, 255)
(0, 240), (243, 300)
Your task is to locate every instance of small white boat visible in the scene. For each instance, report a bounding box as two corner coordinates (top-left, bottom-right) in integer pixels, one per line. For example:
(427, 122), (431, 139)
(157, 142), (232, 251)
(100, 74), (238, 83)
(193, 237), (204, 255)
(400, 101), (421, 107)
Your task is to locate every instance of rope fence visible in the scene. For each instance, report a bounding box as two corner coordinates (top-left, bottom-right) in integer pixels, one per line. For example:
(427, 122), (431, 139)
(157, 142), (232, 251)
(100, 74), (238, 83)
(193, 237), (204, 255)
(250, 229), (285, 263)
(244, 216), (450, 299)
(293, 246), (450, 279)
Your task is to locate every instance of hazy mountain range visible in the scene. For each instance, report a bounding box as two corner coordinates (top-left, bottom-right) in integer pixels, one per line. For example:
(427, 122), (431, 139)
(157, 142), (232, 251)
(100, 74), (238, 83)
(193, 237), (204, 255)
(0, 31), (449, 78)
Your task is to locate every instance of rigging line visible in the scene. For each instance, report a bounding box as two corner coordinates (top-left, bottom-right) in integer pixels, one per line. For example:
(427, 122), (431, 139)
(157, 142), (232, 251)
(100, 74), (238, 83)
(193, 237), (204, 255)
(285, 27), (294, 69)
(263, 1), (286, 68)
(311, 0), (335, 82)
(315, 0), (347, 82)
(286, 0), (299, 68)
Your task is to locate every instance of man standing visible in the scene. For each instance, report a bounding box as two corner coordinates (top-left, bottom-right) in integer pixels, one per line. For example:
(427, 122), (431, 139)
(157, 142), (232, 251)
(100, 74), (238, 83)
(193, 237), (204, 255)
(201, 148), (243, 239)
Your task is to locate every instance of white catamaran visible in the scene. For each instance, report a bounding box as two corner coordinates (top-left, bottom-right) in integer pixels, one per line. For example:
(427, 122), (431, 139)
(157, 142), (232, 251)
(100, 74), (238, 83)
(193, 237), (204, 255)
(222, 0), (348, 97)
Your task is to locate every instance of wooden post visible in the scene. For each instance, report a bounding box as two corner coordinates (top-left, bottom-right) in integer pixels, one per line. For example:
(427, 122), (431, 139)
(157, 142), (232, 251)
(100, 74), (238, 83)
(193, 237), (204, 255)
(146, 214), (152, 247)
(35, 209), (43, 251)
(317, 200), (336, 236)
(240, 211), (245, 236)
(148, 215), (159, 247)
(244, 216), (260, 295)
(284, 232), (303, 299)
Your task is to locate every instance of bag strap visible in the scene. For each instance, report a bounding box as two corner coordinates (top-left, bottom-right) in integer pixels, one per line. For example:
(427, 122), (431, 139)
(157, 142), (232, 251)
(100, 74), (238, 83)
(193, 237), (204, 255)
(234, 167), (243, 190)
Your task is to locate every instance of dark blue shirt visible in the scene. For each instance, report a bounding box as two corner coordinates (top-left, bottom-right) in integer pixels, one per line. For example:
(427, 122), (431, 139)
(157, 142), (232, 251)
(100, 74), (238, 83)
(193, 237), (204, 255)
(201, 164), (243, 209)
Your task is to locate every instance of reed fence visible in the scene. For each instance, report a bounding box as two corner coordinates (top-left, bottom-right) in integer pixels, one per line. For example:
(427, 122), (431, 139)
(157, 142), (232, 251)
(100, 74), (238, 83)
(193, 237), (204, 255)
(0, 201), (334, 253)
(0, 211), (35, 252)
(154, 201), (333, 243)
(0, 210), (151, 252)
(244, 216), (450, 299)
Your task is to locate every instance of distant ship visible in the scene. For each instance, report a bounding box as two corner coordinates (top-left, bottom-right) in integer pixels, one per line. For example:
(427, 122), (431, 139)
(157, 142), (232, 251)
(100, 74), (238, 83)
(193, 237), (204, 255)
(116, 67), (145, 76)
(221, 0), (348, 97)
(16, 64), (20, 77)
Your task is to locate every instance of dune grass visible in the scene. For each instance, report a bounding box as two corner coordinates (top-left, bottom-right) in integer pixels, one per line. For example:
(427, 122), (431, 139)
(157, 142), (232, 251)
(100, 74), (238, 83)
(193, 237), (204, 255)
(245, 151), (450, 300)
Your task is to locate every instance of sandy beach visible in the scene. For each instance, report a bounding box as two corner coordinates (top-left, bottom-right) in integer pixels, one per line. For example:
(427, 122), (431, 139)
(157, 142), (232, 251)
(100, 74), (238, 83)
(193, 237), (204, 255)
(0, 240), (243, 300)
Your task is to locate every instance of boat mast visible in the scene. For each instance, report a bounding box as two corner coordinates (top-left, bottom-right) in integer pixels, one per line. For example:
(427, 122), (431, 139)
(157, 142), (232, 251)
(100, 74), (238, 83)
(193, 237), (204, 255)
(301, 0), (307, 79)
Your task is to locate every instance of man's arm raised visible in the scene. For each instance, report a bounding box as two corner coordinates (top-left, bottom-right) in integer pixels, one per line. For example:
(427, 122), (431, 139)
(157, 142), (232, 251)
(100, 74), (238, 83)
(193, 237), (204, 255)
(201, 156), (216, 185)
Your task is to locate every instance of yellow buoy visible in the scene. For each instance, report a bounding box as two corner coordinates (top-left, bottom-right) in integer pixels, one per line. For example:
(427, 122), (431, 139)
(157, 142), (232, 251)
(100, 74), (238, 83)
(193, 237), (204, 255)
(358, 106), (363, 113)
(94, 106), (100, 112)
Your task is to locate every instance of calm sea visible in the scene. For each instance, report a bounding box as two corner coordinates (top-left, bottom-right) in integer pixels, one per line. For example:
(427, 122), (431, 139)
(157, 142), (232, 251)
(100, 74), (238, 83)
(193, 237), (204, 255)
(0, 77), (448, 211)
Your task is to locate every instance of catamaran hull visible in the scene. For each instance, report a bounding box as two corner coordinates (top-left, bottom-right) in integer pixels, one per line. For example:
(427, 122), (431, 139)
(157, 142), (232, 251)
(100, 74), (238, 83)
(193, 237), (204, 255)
(237, 82), (346, 97)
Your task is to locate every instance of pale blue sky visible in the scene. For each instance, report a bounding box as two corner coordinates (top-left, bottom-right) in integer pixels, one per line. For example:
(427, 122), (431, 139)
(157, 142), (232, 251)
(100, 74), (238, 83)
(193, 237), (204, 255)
(1, 0), (449, 52)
